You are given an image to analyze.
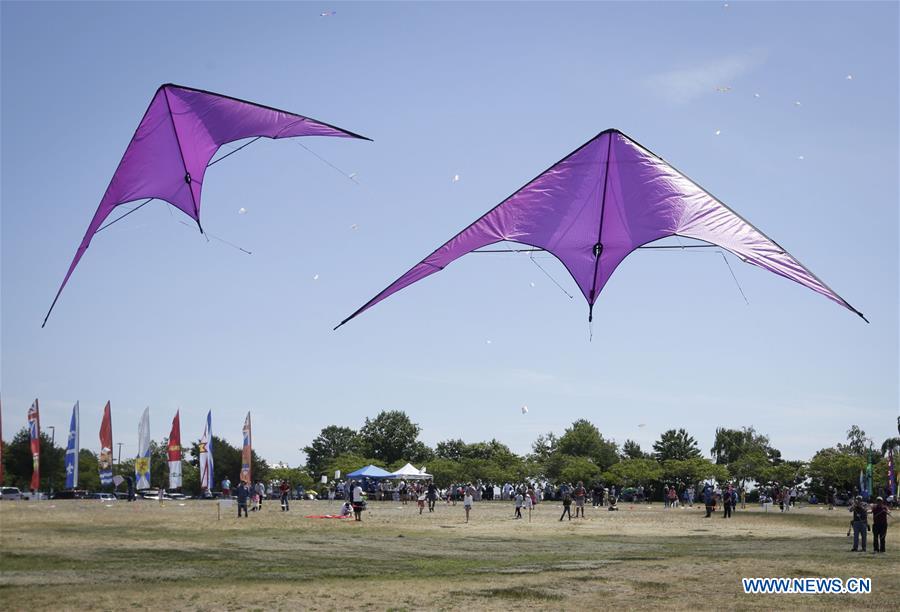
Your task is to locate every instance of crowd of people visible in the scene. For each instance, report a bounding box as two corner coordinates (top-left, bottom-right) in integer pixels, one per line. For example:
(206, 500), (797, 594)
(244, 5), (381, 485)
(211, 475), (893, 551)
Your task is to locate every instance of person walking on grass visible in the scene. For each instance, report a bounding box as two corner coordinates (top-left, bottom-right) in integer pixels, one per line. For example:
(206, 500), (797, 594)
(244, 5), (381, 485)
(236, 481), (250, 518)
(668, 485), (678, 509)
(871, 496), (890, 553)
(514, 489), (524, 519)
(849, 496), (869, 552)
(280, 480), (290, 512)
(464, 483), (476, 523)
(560, 491), (573, 521)
(222, 477), (231, 498)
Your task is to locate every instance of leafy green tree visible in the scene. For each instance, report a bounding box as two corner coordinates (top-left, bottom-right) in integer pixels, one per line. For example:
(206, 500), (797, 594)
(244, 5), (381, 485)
(557, 419), (619, 470)
(662, 458), (728, 486)
(762, 460), (807, 486)
(75, 449), (100, 491)
(267, 466), (314, 491)
(2, 427), (64, 491)
(880, 436), (900, 457)
(653, 429), (701, 461)
(808, 447), (866, 494)
(603, 458), (662, 487)
(557, 455), (601, 485)
(529, 432), (558, 462)
(621, 439), (650, 460)
(303, 425), (361, 478)
(358, 410), (424, 465)
(838, 425), (871, 456)
(435, 439), (467, 461)
(727, 449), (770, 489)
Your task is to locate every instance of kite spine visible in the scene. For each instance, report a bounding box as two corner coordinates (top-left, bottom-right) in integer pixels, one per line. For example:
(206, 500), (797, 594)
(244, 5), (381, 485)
(588, 133), (614, 322)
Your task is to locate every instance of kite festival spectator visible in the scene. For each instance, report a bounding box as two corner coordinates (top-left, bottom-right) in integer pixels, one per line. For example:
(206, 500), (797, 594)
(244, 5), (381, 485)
(236, 481), (250, 518)
(871, 496), (891, 553)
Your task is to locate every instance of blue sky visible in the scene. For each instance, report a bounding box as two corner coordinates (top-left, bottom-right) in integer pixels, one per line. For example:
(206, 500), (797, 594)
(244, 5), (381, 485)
(2, 2), (897, 466)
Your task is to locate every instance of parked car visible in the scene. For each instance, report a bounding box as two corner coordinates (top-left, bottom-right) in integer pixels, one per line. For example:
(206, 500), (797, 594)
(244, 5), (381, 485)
(20, 491), (49, 500)
(1, 487), (23, 500)
(52, 489), (91, 500)
(90, 493), (117, 501)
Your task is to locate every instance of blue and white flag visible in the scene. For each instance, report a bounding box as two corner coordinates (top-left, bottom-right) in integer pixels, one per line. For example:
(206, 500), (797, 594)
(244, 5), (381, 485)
(135, 407), (151, 490)
(64, 401), (79, 489)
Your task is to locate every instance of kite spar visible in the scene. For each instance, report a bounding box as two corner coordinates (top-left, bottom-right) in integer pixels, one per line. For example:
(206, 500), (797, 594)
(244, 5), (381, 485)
(336, 129), (865, 329)
(43, 83), (370, 327)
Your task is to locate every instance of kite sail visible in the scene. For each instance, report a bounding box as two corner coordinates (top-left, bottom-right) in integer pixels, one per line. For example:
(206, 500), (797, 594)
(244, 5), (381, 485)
(336, 129), (865, 328)
(167, 410), (182, 490)
(98, 402), (114, 486)
(43, 83), (370, 327)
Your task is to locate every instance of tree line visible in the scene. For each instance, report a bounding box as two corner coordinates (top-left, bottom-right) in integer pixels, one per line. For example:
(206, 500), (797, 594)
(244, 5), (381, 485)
(3, 410), (898, 498)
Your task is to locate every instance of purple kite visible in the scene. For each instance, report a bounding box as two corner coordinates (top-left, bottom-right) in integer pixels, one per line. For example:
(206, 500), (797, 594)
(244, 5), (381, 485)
(336, 129), (865, 328)
(44, 83), (369, 326)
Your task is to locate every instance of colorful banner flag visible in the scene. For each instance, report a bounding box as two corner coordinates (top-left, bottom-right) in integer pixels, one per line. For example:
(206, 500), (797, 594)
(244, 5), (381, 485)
(240, 412), (252, 484)
(199, 411), (213, 491)
(64, 401), (80, 489)
(167, 410), (182, 489)
(135, 407), (151, 489)
(98, 401), (114, 486)
(888, 448), (896, 498)
(27, 399), (40, 491)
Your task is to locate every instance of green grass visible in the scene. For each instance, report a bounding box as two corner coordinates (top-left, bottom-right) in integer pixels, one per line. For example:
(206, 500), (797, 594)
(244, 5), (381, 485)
(1, 500), (896, 610)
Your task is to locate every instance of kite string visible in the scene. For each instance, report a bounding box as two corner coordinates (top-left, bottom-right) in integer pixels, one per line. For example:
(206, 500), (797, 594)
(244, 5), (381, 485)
(530, 251), (574, 299)
(718, 251), (749, 304)
(176, 220), (251, 255)
(296, 141), (359, 184)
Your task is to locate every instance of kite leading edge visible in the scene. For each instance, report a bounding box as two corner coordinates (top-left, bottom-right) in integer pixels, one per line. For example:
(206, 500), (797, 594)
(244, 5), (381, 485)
(335, 129), (866, 330)
(43, 83), (370, 327)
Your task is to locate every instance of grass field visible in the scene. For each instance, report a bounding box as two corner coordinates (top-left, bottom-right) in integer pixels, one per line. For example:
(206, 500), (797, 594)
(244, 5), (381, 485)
(0, 498), (895, 610)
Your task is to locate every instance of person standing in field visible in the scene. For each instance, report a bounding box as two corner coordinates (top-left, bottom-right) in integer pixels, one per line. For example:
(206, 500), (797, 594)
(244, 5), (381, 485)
(427, 480), (438, 513)
(463, 483), (476, 523)
(573, 481), (587, 518)
(560, 491), (573, 521)
(255, 481), (265, 510)
(514, 489), (524, 519)
(722, 484), (734, 518)
(280, 480), (290, 511)
(849, 496), (869, 552)
(352, 482), (365, 521)
(871, 496), (890, 553)
(667, 486), (678, 509)
(222, 477), (231, 498)
(703, 483), (714, 518)
(236, 481), (250, 518)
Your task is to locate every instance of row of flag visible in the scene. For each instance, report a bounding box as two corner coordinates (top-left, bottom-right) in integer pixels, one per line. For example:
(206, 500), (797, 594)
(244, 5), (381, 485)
(0, 399), (254, 492)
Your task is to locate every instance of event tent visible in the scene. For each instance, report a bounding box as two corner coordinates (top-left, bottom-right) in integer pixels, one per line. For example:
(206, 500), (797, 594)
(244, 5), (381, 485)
(388, 463), (432, 480)
(346, 465), (392, 479)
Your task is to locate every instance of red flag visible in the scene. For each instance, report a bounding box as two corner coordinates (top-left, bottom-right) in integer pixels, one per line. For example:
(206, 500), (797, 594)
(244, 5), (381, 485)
(27, 399), (40, 491)
(98, 401), (114, 486)
(167, 410), (182, 489)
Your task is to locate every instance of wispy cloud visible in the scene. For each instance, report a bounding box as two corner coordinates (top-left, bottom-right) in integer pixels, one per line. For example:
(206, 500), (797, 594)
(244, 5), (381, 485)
(644, 51), (767, 104)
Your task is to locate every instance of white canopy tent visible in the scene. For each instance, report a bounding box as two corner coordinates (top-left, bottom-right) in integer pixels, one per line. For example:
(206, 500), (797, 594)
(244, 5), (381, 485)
(388, 463), (432, 480)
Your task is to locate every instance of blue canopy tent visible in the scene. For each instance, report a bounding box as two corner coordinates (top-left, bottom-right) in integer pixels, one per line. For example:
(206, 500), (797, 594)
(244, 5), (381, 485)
(346, 465), (392, 479)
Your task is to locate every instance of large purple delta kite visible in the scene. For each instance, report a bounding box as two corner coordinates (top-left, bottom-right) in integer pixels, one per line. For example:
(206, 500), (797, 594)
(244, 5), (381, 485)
(43, 83), (369, 326)
(336, 129), (865, 329)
